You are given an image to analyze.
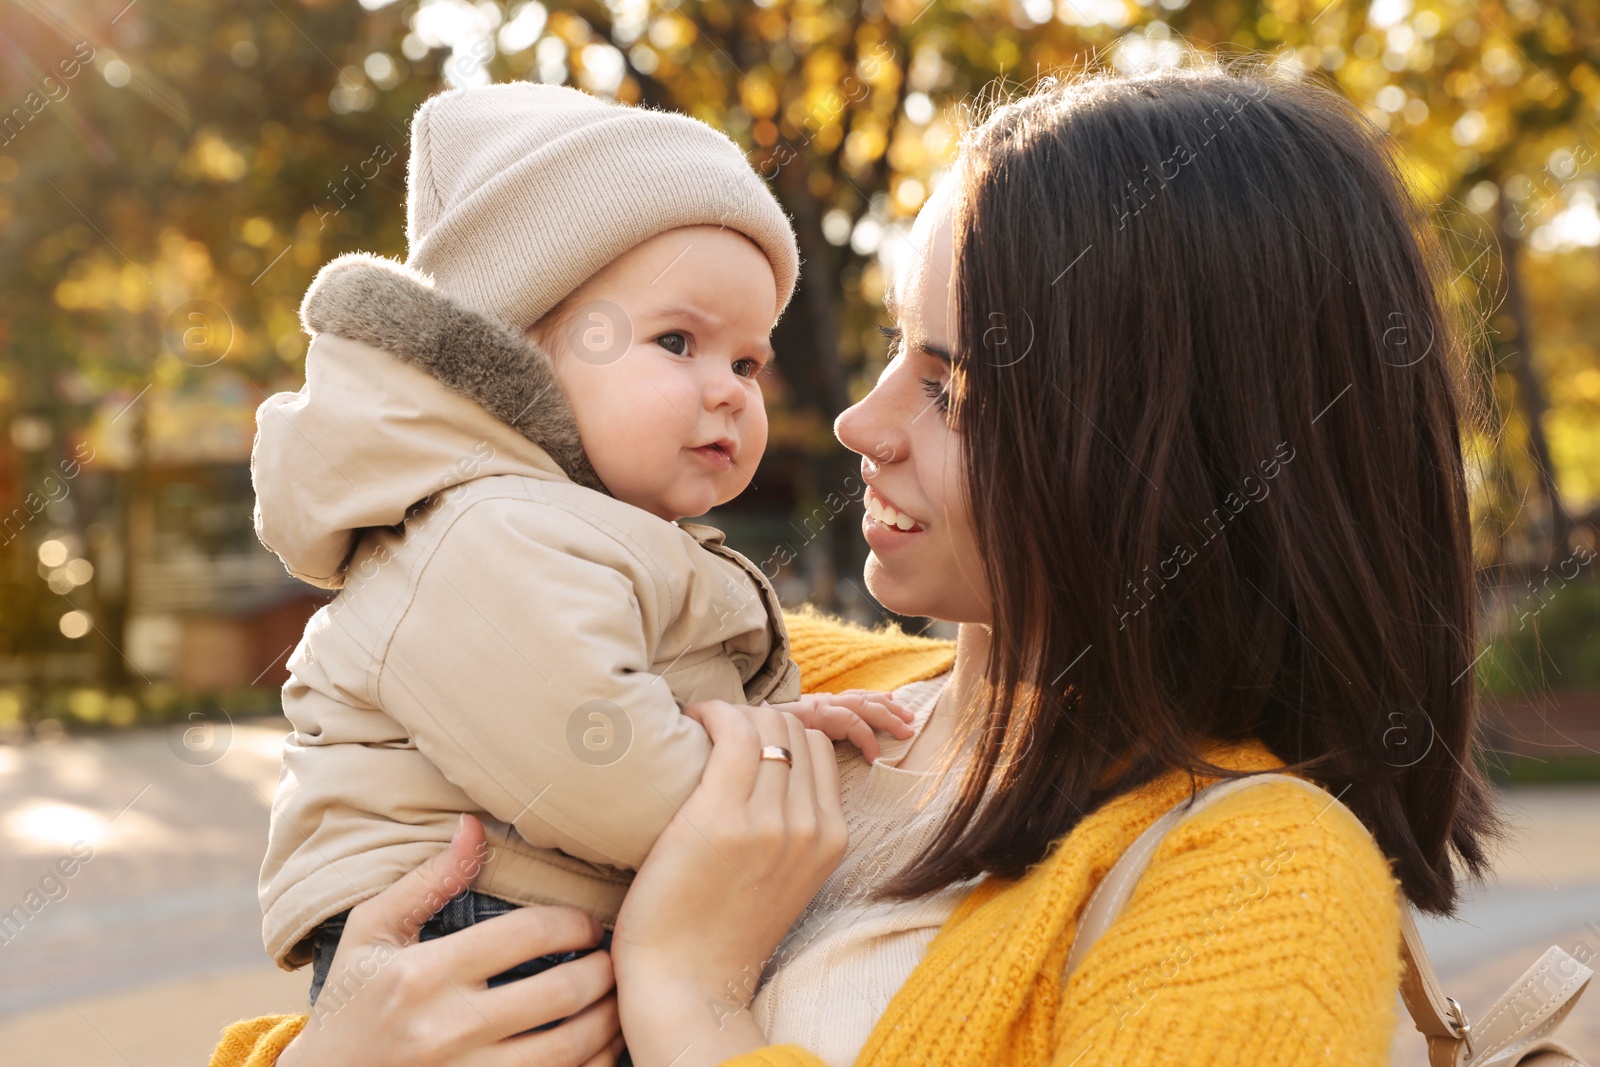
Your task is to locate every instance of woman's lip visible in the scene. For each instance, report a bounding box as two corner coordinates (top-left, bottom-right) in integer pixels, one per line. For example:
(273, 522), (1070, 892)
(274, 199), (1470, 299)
(863, 484), (926, 532)
(862, 511), (923, 549)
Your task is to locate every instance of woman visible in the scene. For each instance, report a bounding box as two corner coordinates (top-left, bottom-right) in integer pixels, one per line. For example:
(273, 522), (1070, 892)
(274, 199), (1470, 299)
(218, 59), (1496, 1067)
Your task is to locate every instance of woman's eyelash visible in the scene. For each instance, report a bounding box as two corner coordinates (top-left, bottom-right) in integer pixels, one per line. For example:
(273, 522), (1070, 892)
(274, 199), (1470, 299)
(884, 325), (949, 413)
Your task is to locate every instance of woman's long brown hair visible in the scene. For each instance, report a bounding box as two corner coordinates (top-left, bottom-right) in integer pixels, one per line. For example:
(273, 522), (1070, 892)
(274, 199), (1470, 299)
(880, 62), (1498, 914)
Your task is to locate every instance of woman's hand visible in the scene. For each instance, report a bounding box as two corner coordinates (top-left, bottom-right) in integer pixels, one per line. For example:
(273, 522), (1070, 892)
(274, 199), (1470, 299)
(611, 701), (847, 1067)
(278, 815), (623, 1067)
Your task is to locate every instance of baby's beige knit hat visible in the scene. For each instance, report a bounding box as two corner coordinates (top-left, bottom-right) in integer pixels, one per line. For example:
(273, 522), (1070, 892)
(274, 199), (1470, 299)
(404, 82), (799, 331)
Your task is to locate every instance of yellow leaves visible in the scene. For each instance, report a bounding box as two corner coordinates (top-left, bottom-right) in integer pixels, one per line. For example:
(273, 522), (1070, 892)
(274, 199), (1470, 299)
(753, 9), (789, 43)
(159, 230), (215, 288)
(741, 73), (779, 119)
(882, 0), (931, 25)
(811, 120), (845, 154)
(182, 128), (249, 183)
(844, 123), (887, 170)
(924, 118), (961, 163)
(855, 35), (901, 92)
(787, 67), (854, 148)
(801, 47), (846, 88)
(1263, 0), (1300, 23)
(52, 230), (217, 316)
(1399, 153), (1449, 204)
(790, 12), (829, 48)
(1446, 69), (1484, 101)
(1547, 410), (1600, 512)
(1571, 64), (1600, 108)
(1334, 55), (1383, 95)
(893, 175), (927, 212)
(548, 9), (595, 46)
(647, 12), (695, 53)
(240, 217), (274, 248)
(887, 127), (928, 173)
(1481, 44), (1522, 85)
(1455, 103), (1510, 152)
(54, 258), (149, 314)
(1524, 70), (1561, 104)
(1538, 11), (1573, 55)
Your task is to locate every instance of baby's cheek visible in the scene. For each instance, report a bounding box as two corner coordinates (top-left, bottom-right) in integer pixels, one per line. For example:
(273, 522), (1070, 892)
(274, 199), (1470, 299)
(745, 402), (771, 463)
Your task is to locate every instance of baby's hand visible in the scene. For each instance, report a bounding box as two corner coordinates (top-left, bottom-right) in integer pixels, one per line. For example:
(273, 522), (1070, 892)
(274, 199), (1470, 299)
(763, 690), (914, 764)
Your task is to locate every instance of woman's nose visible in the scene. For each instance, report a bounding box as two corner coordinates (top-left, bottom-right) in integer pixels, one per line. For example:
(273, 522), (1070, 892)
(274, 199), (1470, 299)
(835, 378), (905, 468)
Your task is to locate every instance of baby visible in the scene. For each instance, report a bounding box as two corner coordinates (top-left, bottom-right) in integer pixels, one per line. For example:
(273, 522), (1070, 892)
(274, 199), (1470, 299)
(251, 83), (910, 1005)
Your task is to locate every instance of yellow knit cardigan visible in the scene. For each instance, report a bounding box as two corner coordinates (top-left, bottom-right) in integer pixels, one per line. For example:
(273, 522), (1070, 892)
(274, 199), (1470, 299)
(211, 611), (1400, 1067)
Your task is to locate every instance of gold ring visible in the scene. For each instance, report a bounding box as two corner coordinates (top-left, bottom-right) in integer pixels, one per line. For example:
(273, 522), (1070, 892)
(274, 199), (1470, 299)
(759, 745), (793, 767)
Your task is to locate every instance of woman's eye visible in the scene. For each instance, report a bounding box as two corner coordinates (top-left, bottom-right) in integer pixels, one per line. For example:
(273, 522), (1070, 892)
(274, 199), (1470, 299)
(919, 376), (950, 415)
(655, 332), (688, 356)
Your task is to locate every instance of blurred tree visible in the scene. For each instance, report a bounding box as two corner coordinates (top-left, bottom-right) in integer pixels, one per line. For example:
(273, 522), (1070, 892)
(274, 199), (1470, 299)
(0, 0), (1596, 664)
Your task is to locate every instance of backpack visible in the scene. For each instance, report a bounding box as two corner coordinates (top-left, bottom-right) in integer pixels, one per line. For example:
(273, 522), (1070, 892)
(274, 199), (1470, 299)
(1064, 773), (1592, 1067)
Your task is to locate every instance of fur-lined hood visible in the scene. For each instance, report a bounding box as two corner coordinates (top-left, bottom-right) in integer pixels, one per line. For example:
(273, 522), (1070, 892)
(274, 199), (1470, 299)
(299, 253), (604, 491)
(252, 253), (607, 588)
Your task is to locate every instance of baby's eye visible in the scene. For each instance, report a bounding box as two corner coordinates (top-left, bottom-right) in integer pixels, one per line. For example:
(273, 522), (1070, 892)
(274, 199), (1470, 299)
(732, 357), (766, 379)
(655, 332), (688, 356)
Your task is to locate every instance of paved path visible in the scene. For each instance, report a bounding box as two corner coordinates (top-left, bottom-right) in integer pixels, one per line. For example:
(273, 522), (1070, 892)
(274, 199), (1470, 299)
(1, 724), (1595, 1065)
(1394, 786), (1600, 1065)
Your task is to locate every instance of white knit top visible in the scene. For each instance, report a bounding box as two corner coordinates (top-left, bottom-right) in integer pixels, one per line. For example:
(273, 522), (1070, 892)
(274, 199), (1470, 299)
(752, 673), (979, 1065)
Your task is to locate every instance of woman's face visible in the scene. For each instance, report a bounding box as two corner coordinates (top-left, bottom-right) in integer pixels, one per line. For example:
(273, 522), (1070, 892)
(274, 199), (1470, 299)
(834, 189), (991, 625)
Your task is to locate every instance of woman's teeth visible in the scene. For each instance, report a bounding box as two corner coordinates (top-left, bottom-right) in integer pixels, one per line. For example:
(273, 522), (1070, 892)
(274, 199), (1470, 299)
(865, 487), (922, 531)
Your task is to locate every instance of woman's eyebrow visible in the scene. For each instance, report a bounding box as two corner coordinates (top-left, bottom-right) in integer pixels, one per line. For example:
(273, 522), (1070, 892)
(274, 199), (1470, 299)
(876, 322), (950, 363)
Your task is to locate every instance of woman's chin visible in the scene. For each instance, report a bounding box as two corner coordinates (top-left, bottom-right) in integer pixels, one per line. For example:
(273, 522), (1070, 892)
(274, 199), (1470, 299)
(862, 538), (990, 625)
(861, 553), (931, 618)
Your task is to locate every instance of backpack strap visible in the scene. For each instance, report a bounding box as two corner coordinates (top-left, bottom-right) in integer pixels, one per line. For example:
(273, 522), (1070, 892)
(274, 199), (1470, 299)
(1062, 773), (1592, 1067)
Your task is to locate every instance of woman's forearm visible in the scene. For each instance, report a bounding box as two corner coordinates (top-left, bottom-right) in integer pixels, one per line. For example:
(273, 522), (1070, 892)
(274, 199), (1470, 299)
(620, 981), (767, 1067)
(609, 702), (847, 1066)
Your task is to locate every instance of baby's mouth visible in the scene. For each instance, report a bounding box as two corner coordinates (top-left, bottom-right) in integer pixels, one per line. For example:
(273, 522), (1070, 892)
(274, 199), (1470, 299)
(864, 486), (926, 532)
(690, 439), (734, 469)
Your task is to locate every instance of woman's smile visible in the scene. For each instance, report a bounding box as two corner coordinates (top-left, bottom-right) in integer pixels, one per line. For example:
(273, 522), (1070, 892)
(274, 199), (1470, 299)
(862, 484), (926, 533)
